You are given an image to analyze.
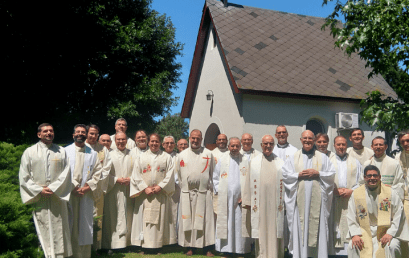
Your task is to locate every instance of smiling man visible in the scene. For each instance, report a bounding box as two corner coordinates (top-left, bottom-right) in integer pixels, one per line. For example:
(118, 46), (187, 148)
(361, 136), (405, 201)
(273, 125), (298, 161)
(212, 134), (228, 166)
(110, 118), (136, 150)
(213, 137), (252, 257)
(240, 133), (261, 162)
(282, 130), (335, 258)
(347, 128), (374, 165)
(347, 165), (409, 258)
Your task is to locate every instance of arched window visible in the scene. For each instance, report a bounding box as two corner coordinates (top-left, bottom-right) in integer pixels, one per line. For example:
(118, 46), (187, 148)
(204, 123), (220, 150)
(306, 118), (325, 136)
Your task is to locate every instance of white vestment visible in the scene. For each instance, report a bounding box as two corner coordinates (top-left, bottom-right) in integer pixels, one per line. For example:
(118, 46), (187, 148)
(328, 153), (361, 255)
(65, 143), (102, 258)
(283, 149), (335, 258)
(273, 143), (298, 161)
(361, 154), (405, 200)
(176, 147), (215, 248)
(243, 153), (286, 258)
(19, 141), (73, 258)
(101, 148), (135, 249)
(347, 185), (409, 258)
(130, 149), (176, 248)
(213, 152), (252, 254)
(240, 148), (261, 162)
(347, 146), (374, 165)
(169, 151), (180, 235)
(110, 135), (136, 150)
(85, 142), (112, 250)
(212, 147), (228, 166)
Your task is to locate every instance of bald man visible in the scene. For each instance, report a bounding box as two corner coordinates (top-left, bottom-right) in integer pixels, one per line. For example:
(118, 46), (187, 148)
(212, 134), (228, 166)
(99, 134), (112, 150)
(177, 139), (189, 153)
(239, 133), (261, 162)
(273, 125), (297, 161)
(282, 130), (335, 258)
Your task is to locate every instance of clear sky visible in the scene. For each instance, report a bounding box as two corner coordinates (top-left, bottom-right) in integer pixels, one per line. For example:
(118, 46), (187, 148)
(150, 0), (340, 118)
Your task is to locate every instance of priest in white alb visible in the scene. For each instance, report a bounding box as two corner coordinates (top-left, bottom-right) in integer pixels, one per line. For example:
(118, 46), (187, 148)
(282, 130), (335, 258)
(19, 123), (72, 258)
(347, 128), (374, 165)
(110, 118), (136, 150)
(273, 125), (297, 161)
(213, 137), (252, 256)
(239, 133), (260, 162)
(130, 133), (176, 253)
(242, 134), (286, 258)
(315, 133), (335, 159)
(212, 133), (228, 166)
(175, 129), (215, 257)
(347, 165), (409, 258)
(361, 136), (405, 200)
(101, 132), (135, 251)
(328, 135), (361, 255)
(395, 130), (409, 226)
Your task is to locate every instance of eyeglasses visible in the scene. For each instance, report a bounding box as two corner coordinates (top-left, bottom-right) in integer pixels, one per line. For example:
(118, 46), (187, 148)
(262, 142), (274, 146)
(364, 174), (380, 179)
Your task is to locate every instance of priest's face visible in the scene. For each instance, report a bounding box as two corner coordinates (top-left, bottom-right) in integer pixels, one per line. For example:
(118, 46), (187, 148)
(115, 120), (127, 133)
(315, 136), (329, 154)
(275, 126), (288, 145)
(86, 128), (99, 145)
(149, 135), (160, 153)
(371, 138), (387, 158)
(241, 133), (253, 152)
(364, 170), (380, 190)
(399, 134), (409, 152)
(216, 134), (228, 149)
(300, 130), (315, 152)
(99, 134), (112, 149)
(115, 132), (127, 151)
(189, 131), (202, 149)
(177, 139), (188, 152)
(73, 126), (87, 144)
(261, 135), (274, 157)
(228, 138), (241, 157)
(334, 137), (347, 157)
(38, 125), (54, 144)
(162, 137), (175, 154)
(349, 129), (364, 146)
(135, 131), (147, 150)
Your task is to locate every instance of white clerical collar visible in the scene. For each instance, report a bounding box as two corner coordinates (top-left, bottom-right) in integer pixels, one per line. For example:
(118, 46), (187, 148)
(277, 143), (289, 148)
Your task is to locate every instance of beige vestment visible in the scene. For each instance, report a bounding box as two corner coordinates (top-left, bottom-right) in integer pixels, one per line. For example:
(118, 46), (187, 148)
(242, 153), (285, 258)
(130, 149), (176, 248)
(176, 147), (215, 248)
(169, 151), (180, 235)
(19, 141), (73, 258)
(347, 146), (374, 165)
(101, 148), (134, 249)
(212, 147), (228, 166)
(110, 135), (136, 150)
(395, 151), (409, 256)
(240, 148), (261, 162)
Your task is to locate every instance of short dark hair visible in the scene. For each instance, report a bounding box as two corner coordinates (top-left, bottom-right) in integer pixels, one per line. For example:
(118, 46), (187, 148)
(371, 136), (387, 145)
(315, 133), (329, 142)
(397, 130), (409, 141)
(86, 124), (100, 133)
(73, 124), (88, 134)
(350, 128), (364, 137)
(334, 135), (347, 144)
(364, 165), (380, 176)
(148, 133), (161, 142)
(38, 123), (53, 132)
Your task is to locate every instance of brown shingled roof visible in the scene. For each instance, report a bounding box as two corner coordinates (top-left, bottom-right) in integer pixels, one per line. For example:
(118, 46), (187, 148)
(206, 0), (397, 99)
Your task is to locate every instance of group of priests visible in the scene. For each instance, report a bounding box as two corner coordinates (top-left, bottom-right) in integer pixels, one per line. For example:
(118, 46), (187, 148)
(19, 119), (409, 258)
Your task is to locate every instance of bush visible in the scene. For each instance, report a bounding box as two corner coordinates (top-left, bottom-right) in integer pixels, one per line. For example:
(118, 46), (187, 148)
(0, 142), (43, 257)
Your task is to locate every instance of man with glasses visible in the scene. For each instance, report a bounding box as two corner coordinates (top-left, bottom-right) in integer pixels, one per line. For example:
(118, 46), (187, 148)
(273, 125), (297, 161)
(282, 130), (335, 258)
(347, 165), (409, 258)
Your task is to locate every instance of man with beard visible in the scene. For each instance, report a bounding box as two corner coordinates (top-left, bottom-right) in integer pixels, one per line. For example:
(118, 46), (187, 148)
(328, 135), (361, 256)
(177, 138), (189, 153)
(212, 134), (228, 166)
(110, 118), (136, 150)
(273, 125), (297, 161)
(360, 137), (405, 200)
(315, 133), (335, 159)
(65, 124), (103, 258)
(176, 129), (215, 256)
(85, 125), (112, 251)
(283, 130), (335, 258)
(347, 128), (374, 165)
(102, 132), (135, 252)
(213, 137), (252, 257)
(239, 133), (260, 162)
(99, 134), (112, 150)
(19, 123), (73, 257)
(347, 165), (409, 258)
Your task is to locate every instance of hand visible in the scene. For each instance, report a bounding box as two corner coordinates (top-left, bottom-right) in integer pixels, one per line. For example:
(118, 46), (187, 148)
(341, 188), (353, 198)
(78, 183), (91, 196)
(380, 234), (393, 247)
(299, 169), (319, 180)
(152, 185), (162, 194)
(72, 186), (83, 196)
(352, 235), (364, 251)
(334, 187), (341, 196)
(237, 198), (242, 205)
(40, 187), (54, 197)
(145, 186), (154, 195)
(243, 205), (251, 210)
(116, 177), (130, 186)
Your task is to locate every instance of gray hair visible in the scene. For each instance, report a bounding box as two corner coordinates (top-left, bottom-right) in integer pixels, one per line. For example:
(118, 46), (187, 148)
(115, 118), (127, 126)
(114, 132), (127, 140)
(163, 135), (175, 142)
(228, 137), (241, 145)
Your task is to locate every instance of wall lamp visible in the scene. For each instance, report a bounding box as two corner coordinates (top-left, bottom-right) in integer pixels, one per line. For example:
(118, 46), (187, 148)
(206, 90), (214, 101)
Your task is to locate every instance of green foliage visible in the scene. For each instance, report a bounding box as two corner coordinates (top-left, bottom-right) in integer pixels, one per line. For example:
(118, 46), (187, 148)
(322, 0), (409, 135)
(155, 113), (189, 148)
(2, 0), (183, 145)
(0, 142), (42, 258)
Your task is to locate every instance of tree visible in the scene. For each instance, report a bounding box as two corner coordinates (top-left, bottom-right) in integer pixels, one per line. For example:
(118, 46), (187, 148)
(322, 0), (409, 135)
(154, 113), (189, 148)
(2, 0), (183, 144)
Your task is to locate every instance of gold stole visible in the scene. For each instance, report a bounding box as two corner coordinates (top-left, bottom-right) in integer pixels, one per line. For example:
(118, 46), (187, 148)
(354, 184), (392, 258)
(294, 150), (323, 247)
(331, 155), (358, 247)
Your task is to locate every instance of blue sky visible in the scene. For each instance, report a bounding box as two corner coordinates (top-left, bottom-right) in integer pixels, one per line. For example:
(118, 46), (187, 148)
(150, 0), (340, 118)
